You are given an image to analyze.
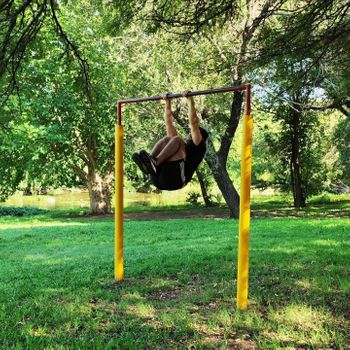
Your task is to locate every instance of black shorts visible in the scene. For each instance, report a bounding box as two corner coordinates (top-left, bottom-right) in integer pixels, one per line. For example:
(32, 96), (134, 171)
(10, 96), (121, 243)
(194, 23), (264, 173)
(151, 159), (186, 191)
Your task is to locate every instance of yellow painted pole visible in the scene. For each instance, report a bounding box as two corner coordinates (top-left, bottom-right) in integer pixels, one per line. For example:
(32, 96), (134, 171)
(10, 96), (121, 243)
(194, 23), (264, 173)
(115, 124), (124, 280)
(237, 114), (253, 310)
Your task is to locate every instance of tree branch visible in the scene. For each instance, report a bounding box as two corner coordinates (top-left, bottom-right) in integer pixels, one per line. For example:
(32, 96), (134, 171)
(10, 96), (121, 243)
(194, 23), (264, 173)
(49, 0), (91, 101)
(70, 164), (88, 182)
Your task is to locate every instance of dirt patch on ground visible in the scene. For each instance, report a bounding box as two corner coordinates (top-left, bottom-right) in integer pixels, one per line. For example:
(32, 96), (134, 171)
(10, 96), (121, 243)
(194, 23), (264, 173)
(146, 286), (186, 301)
(124, 207), (230, 220)
(123, 207), (350, 220)
(65, 208), (230, 221)
(66, 205), (350, 221)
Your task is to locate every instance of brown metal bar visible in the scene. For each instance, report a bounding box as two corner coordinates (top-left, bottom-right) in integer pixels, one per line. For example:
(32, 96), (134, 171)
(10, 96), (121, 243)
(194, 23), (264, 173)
(117, 85), (250, 125)
(117, 102), (122, 126)
(245, 84), (251, 115)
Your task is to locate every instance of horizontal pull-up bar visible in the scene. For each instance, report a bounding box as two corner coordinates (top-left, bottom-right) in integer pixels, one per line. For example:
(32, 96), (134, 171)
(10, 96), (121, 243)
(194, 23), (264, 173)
(116, 84), (251, 125)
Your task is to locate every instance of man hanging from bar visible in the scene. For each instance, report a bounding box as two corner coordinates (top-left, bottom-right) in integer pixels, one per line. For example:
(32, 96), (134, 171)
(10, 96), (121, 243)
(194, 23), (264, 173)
(132, 92), (208, 191)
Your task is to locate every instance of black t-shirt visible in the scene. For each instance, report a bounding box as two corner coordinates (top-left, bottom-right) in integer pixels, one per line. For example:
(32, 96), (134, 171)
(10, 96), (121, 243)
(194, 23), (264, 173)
(184, 127), (208, 182)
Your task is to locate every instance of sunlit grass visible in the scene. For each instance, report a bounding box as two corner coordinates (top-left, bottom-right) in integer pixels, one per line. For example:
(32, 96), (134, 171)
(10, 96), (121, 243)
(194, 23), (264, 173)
(0, 221), (88, 230)
(0, 211), (349, 349)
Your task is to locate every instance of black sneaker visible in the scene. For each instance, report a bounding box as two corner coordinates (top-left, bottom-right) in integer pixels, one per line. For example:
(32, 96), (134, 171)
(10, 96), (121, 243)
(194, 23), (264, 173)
(139, 150), (157, 176)
(132, 152), (149, 174)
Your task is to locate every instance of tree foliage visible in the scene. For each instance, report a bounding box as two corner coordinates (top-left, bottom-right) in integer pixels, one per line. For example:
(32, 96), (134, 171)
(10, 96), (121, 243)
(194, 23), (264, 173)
(0, 0), (89, 105)
(1, 0), (350, 213)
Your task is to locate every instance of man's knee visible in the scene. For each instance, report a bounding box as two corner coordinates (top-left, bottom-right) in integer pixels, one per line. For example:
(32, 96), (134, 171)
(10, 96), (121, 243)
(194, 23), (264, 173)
(171, 135), (183, 145)
(161, 136), (172, 143)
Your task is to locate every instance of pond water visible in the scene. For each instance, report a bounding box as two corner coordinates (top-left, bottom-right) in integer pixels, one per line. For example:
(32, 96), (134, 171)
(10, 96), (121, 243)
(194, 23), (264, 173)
(1, 188), (190, 210)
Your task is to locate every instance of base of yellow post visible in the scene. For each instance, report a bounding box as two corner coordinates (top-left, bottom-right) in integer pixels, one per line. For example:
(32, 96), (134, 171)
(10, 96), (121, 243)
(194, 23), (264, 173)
(115, 266), (124, 281)
(236, 114), (253, 310)
(115, 125), (124, 281)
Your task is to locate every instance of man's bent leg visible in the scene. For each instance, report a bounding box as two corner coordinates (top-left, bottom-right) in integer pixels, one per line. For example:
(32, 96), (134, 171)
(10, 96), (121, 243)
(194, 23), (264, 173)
(150, 136), (171, 158)
(156, 135), (186, 165)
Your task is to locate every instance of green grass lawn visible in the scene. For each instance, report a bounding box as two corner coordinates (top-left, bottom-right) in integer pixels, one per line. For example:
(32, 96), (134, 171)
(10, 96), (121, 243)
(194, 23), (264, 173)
(0, 206), (349, 348)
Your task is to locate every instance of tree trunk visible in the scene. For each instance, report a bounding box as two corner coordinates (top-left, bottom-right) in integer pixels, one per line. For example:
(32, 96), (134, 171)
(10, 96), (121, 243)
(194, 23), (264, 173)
(196, 169), (213, 207)
(289, 110), (306, 208)
(69, 132), (115, 215)
(205, 138), (240, 218)
(339, 105), (350, 119)
(87, 174), (112, 215)
(291, 159), (305, 208)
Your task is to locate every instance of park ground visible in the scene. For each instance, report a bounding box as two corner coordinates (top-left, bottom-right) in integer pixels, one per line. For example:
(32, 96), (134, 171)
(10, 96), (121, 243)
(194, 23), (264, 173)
(0, 194), (349, 349)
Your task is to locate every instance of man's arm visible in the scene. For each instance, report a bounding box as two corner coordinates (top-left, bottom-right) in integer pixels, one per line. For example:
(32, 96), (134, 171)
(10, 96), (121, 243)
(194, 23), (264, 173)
(163, 98), (178, 137)
(186, 95), (202, 145)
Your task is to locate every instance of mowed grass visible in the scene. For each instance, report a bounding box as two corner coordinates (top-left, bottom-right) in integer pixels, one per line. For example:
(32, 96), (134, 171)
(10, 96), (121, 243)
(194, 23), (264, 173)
(0, 213), (349, 349)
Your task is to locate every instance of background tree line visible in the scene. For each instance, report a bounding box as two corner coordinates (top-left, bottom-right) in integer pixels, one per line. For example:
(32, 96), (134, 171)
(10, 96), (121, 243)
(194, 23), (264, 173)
(0, 0), (349, 215)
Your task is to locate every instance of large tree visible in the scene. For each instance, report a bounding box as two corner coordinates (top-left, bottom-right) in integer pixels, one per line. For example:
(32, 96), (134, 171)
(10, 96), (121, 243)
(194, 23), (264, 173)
(254, 0), (350, 204)
(121, 0), (289, 217)
(0, 1), (154, 213)
(131, 0), (350, 212)
(260, 59), (331, 206)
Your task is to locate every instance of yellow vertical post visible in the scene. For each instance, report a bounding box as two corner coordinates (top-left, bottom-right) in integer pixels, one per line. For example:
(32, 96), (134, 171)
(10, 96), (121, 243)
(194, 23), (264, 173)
(237, 114), (253, 310)
(115, 124), (124, 280)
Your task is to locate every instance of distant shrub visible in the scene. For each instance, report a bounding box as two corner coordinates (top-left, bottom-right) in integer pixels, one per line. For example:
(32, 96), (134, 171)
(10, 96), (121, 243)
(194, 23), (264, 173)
(186, 192), (201, 205)
(0, 206), (48, 217)
(309, 193), (332, 204)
